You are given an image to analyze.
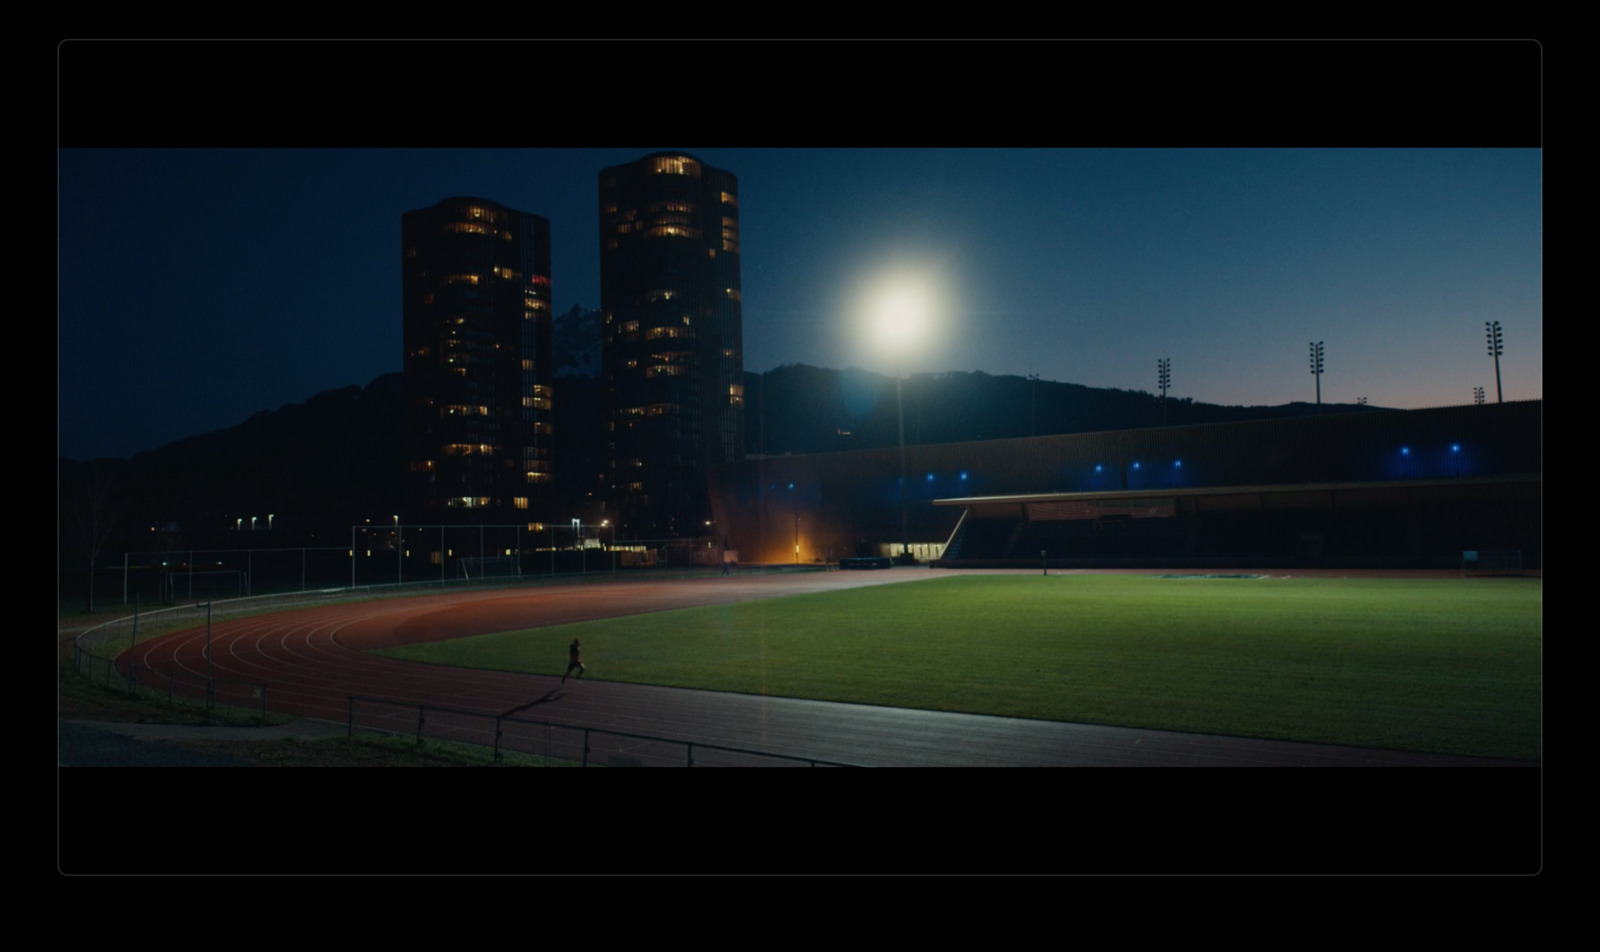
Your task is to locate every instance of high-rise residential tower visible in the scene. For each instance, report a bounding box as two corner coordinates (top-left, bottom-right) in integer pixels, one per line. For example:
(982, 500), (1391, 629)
(600, 152), (744, 537)
(402, 197), (554, 527)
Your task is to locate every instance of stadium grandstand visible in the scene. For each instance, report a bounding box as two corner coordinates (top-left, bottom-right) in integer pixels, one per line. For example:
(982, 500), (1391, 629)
(708, 400), (1540, 570)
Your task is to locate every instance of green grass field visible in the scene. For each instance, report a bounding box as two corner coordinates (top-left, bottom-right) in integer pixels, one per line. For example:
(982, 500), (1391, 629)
(373, 574), (1543, 760)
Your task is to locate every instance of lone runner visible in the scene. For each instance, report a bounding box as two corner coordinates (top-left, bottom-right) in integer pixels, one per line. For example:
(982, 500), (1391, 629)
(562, 638), (585, 684)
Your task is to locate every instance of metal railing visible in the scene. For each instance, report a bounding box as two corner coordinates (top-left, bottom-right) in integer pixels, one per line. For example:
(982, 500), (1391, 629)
(73, 648), (270, 723)
(70, 571), (857, 766)
(347, 696), (860, 768)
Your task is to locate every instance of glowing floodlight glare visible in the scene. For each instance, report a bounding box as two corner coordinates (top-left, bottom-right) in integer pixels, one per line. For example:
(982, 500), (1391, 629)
(863, 273), (939, 357)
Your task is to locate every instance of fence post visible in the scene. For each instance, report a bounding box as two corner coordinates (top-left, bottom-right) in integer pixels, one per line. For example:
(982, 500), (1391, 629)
(687, 742), (695, 767)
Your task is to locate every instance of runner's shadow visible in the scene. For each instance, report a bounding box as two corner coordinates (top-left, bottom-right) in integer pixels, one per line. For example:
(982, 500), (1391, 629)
(504, 690), (562, 717)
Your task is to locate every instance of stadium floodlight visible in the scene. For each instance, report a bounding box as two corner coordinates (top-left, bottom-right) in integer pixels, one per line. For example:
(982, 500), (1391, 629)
(864, 270), (937, 564)
(1486, 321), (1504, 403)
(1309, 342), (1325, 407)
(1158, 358), (1171, 426)
(1474, 386), (1486, 406)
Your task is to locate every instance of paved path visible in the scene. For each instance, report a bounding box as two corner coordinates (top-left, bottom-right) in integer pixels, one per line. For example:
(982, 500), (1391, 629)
(63, 569), (1535, 768)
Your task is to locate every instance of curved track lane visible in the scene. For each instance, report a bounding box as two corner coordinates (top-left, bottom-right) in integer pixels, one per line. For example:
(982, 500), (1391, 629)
(117, 569), (1531, 767)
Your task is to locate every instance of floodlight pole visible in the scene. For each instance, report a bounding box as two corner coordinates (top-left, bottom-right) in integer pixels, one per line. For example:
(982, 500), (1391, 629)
(896, 362), (909, 562)
(1158, 359), (1171, 426)
(1309, 342), (1324, 408)
(1486, 321), (1504, 403)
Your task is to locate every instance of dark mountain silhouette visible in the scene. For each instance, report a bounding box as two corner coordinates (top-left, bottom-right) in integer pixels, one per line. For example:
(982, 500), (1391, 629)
(59, 362), (1382, 581)
(743, 364), (1380, 457)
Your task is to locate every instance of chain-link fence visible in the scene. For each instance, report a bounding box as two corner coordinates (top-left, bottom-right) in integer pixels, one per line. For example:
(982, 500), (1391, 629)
(346, 696), (858, 767)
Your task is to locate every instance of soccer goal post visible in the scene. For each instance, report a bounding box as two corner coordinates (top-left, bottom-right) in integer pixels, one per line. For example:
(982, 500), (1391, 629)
(459, 555), (520, 580)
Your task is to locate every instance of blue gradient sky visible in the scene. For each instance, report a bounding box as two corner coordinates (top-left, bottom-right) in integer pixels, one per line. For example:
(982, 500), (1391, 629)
(56, 44), (1542, 461)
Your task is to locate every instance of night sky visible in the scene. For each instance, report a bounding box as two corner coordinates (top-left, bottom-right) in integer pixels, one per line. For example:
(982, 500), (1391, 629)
(57, 42), (1542, 461)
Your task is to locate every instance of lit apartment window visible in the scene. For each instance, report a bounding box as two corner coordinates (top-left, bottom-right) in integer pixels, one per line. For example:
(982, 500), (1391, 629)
(649, 155), (702, 178)
(646, 224), (702, 240)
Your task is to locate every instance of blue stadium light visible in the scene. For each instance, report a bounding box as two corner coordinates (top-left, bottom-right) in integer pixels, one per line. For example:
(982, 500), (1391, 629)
(1174, 459), (1182, 468)
(1401, 446), (1410, 456)
(1132, 461), (1141, 470)
(1451, 443), (1461, 453)
(926, 473), (935, 482)
(959, 471), (968, 481)
(788, 482), (794, 490)
(1095, 464), (1103, 473)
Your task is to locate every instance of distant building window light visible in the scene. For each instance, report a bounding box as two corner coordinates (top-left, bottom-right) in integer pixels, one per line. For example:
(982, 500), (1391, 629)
(649, 155), (701, 178)
(721, 191), (737, 206)
(646, 224), (703, 240)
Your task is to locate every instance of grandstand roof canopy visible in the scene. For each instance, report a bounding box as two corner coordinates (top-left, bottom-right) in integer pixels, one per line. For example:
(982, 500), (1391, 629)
(933, 473), (1540, 508)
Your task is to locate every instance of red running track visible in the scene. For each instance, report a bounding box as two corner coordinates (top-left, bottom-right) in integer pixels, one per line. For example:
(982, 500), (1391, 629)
(119, 570), (945, 751)
(115, 567), (1528, 767)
